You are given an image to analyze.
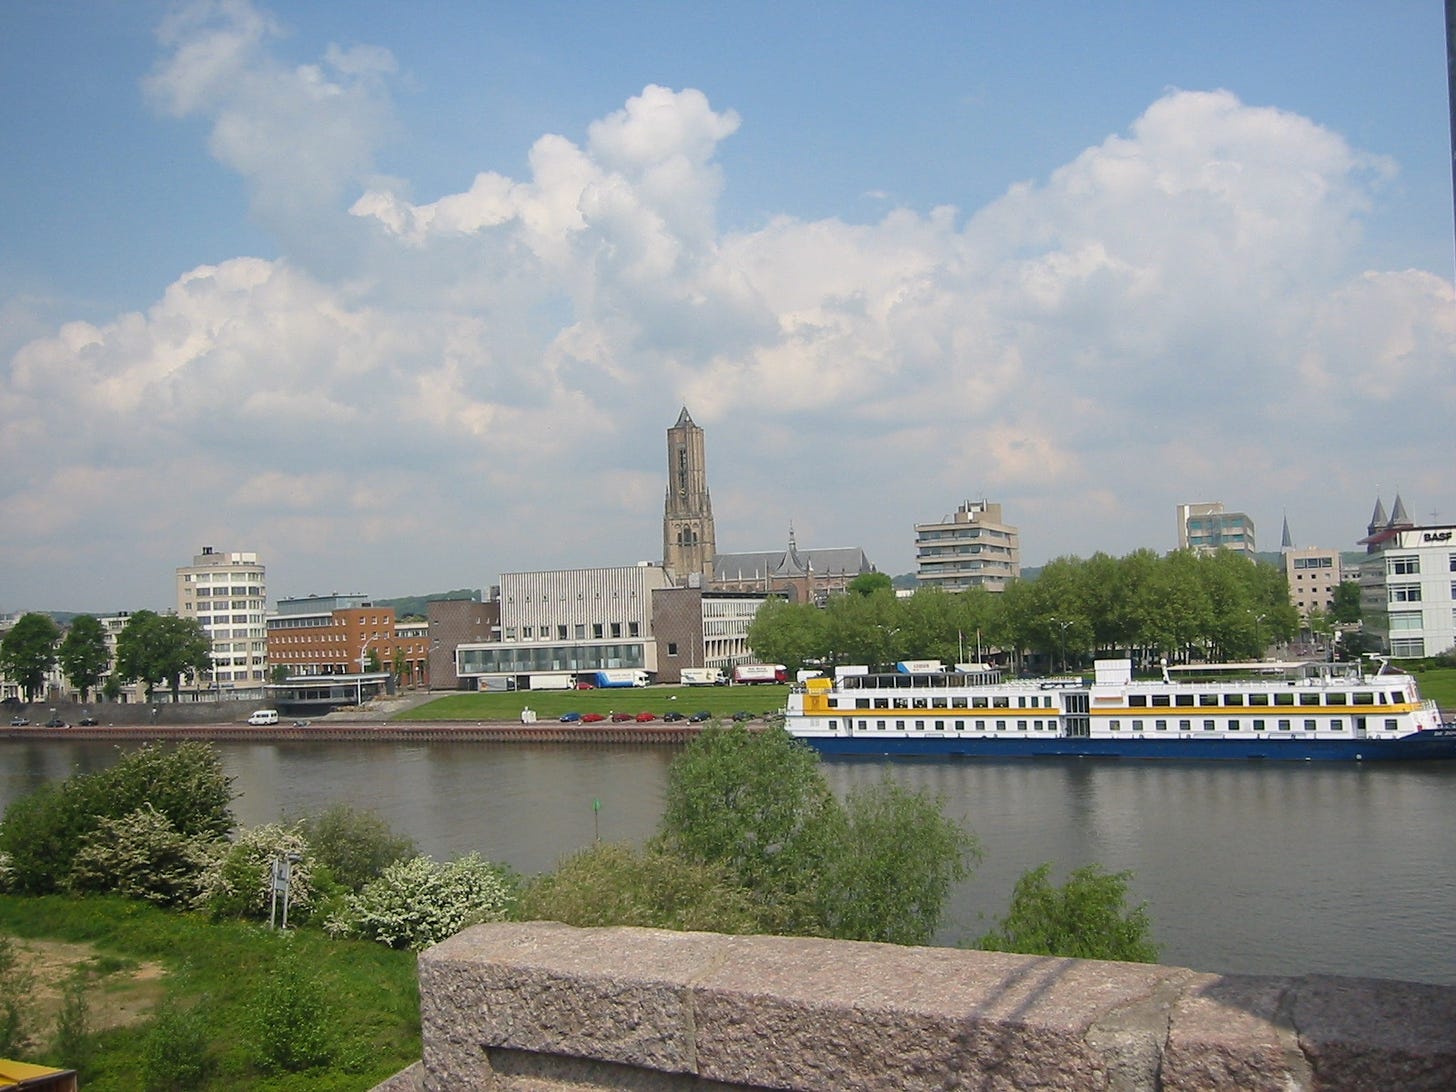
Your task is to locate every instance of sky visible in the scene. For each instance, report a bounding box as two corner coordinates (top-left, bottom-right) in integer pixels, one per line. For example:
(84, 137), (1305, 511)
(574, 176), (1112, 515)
(2, 1), (1453, 613)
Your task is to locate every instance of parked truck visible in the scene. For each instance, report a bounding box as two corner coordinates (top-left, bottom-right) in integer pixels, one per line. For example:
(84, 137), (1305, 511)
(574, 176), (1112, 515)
(730, 663), (788, 685)
(527, 674), (574, 690)
(680, 667), (726, 686)
(591, 669), (650, 688)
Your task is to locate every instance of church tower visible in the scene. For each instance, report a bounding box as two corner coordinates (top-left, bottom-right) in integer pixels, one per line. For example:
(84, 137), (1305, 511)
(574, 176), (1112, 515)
(662, 407), (717, 585)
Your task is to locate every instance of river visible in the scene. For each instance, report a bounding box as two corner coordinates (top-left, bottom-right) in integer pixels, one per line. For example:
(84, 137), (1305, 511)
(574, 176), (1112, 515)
(2, 739), (1453, 985)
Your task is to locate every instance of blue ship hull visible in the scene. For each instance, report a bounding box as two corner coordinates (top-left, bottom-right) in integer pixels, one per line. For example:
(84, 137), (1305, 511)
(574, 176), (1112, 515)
(793, 728), (1456, 761)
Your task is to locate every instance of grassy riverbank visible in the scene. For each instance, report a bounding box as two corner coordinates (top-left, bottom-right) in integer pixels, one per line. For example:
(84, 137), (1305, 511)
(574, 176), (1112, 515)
(0, 895), (419, 1091)
(397, 684), (791, 722)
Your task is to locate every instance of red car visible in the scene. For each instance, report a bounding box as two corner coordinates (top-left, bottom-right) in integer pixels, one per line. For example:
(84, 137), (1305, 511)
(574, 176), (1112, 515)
(635, 712), (657, 723)
(610, 712), (635, 723)
(581, 712), (606, 723)
(575, 681), (596, 690)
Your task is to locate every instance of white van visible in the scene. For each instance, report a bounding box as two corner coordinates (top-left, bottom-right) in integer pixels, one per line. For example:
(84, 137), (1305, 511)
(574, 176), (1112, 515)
(247, 709), (279, 726)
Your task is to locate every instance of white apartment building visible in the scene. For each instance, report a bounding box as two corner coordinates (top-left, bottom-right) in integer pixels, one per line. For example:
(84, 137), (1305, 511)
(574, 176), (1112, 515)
(1357, 497), (1455, 659)
(176, 546), (268, 688)
(1177, 501), (1256, 557)
(915, 500), (1020, 592)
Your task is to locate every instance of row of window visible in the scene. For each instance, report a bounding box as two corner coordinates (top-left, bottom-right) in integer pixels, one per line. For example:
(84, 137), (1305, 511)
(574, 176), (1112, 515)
(837, 694), (1055, 710)
(504, 622), (642, 641)
(193, 587), (264, 597)
(822, 717), (1400, 734)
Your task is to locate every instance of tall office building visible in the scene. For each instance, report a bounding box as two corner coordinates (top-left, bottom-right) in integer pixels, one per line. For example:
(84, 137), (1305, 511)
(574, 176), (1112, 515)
(662, 407), (717, 585)
(1358, 494), (1455, 658)
(1177, 502), (1256, 557)
(914, 500), (1020, 592)
(176, 546), (268, 689)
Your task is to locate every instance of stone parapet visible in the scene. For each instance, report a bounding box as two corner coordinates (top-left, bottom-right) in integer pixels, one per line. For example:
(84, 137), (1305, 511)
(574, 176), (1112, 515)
(396, 922), (1456, 1091)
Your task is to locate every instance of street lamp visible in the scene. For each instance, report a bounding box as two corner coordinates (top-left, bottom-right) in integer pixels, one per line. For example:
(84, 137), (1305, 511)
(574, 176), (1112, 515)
(1051, 618), (1072, 673)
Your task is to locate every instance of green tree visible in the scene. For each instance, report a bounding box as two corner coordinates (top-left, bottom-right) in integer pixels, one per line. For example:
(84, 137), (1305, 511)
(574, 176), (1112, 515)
(115, 611), (212, 701)
(976, 863), (1158, 962)
(1331, 580), (1363, 625)
(57, 614), (110, 702)
(655, 723), (840, 933)
(745, 597), (826, 671)
(847, 571), (893, 597)
(0, 612), (60, 701)
(300, 803), (416, 892)
(817, 779), (980, 945)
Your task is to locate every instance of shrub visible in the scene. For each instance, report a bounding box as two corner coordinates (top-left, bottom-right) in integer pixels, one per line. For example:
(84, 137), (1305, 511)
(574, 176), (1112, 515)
(515, 841), (761, 933)
(0, 934), (36, 1056)
(138, 1001), (210, 1092)
(67, 805), (215, 907)
(299, 803), (416, 892)
(976, 863), (1159, 963)
(245, 941), (335, 1073)
(195, 823), (316, 922)
(49, 971), (93, 1074)
(0, 742), (233, 894)
(331, 853), (515, 950)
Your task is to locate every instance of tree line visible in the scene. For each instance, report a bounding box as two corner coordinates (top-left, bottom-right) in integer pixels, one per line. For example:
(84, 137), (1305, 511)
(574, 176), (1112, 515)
(750, 549), (1346, 673)
(0, 610), (210, 702)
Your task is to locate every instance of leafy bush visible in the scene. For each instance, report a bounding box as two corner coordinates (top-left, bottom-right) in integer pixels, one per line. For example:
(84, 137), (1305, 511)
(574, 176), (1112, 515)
(0, 934), (36, 1056)
(976, 863), (1159, 963)
(139, 1000), (211, 1091)
(330, 853), (515, 950)
(515, 841), (761, 933)
(298, 804), (416, 893)
(0, 742), (233, 894)
(195, 824), (316, 922)
(245, 942), (336, 1073)
(68, 805), (215, 907)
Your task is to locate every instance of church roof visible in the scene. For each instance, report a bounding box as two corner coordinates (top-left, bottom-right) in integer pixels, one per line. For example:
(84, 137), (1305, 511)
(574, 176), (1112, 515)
(1389, 493), (1412, 527)
(1368, 497), (1388, 531)
(713, 546), (874, 583)
(674, 406), (695, 429)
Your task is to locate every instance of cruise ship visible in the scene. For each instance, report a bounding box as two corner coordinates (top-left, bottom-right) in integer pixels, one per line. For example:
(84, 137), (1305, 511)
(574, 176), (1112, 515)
(784, 658), (1456, 761)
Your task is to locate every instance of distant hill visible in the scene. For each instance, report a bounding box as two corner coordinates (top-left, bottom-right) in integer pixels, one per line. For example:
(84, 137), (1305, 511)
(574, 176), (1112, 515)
(372, 589), (482, 620)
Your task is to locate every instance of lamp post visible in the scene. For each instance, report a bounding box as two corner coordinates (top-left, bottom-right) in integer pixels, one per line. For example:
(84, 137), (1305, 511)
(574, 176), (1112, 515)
(1051, 617), (1072, 673)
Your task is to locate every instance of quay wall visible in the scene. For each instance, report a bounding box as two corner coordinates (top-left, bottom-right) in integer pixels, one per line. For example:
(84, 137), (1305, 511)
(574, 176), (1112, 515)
(380, 921), (1456, 1092)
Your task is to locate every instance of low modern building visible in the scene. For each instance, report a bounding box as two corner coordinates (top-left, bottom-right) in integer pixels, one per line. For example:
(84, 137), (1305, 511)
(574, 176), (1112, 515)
(427, 597), (500, 690)
(1357, 495), (1456, 659)
(1177, 502), (1255, 557)
(651, 586), (770, 683)
(266, 594), (430, 687)
(914, 500), (1020, 592)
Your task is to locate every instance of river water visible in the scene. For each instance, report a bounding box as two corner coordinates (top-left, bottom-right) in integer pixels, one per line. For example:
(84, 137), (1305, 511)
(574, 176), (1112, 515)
(3, 739), (1453, 985)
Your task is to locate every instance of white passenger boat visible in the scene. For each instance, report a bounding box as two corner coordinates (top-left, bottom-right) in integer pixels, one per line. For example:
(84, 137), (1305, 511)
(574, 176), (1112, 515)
(784, 658), (1456, 760)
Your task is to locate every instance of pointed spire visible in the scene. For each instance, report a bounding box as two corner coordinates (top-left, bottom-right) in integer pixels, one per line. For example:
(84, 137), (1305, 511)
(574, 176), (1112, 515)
(1368, 497), (1388, 536)
(1281, 513), (1293, 551)
(675, 406), (694, 428)
(1389, 493), (1412, 528)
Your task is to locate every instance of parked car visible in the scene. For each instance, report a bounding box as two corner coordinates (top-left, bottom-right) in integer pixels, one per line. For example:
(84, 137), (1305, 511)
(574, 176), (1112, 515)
(688, 711), (712, 723)
(44, 716), (67, 728)
(610, 712), (634, 723)
(731, 711), (754, 722)
(77, 711), (98, 726)
(662, 711), (685, 722)
(575, 681), (596, 690)
(291, 719), (311, 727)
(634, 712), (657, 723)
(581, 712), (607, 723)
(9, 716), (28, 726)
(559, 712), (583, 723)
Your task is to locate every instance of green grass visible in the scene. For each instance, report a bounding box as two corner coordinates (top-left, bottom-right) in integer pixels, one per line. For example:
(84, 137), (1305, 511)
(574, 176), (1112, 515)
(397, 684), (791, 722)
(0, 895), (420, 1091)
(1413, 667), (1456, 713)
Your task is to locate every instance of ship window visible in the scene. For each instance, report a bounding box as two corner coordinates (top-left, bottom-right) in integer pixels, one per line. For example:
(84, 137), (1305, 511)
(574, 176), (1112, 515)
(1274, 693), (1294, 706)
(1223, 694), (1243, 706)
(1151, 694), (1171, 707)
(1128, 695), (1148, 707)
(893, 698), (909, 709)
(935, 720), (945, 730)
(1252, 720), (1265, 731)
(1017, 696), (1026, 708)
(874, 698), (889, 709)
(992, 697), (1010, 708)
(1299, 693), (1321, 706)
(1385, 719), (1398, 731)
(914, 720), (925, 730)
(1247, 694), (1269, 706)
(976, 720), (986, 730)
(1203, 720), (1216, 731)
(1131, 719), (1144, 731)
(858, 720), (868, 730)
(1304, 719), (1317, 731)
(972, 697), (988, 708)
(1326, 693), (1346, 705)
(876, 720), (886, 730)
(955, 720), (966, 731)
(1228, 719), (1240, 731)
(932, 698), (947, 709)
(1017, 720), (1028, 730)
(855, 699), (871, 709)
(1179, 719), (1191, 730)
(996, 720), (1007, 731)
(1278, 720), (1291, 730)
(912, 698), (927, 709)
(1175, 694), (1195, 707)
(1155, 720), (1168, 731)
(1109, 720), (1121, 731)
(1330, 718), (1343, 731)
(1199, 694), (1219, 706)
(1033, 719), (1043, 730)
(951, 697), (968, 708)
(1352, 692), (1374, 705)
(828, 719), (838, 730)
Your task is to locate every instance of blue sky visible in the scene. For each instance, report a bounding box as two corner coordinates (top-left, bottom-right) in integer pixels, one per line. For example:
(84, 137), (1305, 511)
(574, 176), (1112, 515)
(2, 1), (1452, 611)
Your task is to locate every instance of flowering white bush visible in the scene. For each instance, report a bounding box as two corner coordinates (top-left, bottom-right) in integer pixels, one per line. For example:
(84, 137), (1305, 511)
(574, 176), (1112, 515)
(0, 850), (12, 893)
(68, 804), (215, 906)
(194, 823), (318, 921)
(328, 852), (514, 950)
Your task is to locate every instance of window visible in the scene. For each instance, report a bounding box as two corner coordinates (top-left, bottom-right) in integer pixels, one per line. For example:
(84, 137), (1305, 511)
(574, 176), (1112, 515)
(628, 622), (640, 638)
(666, 642), (678, 656)
(1388, 556), (1420, 575)
(1389, 584), (1422, 603)
(1278, 719), (1290, 730)
(1199, 693), (1219, 706)
(1304, 719), (1317, 731)
(1203, 720), (1215, 731)
(1391, 638), (1426, 657)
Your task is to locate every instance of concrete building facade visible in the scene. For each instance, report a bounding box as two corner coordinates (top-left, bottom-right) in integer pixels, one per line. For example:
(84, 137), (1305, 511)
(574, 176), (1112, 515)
(914, 500), (1020, 592)
(1357, 495), (1456, 659)
(175, 546), (268, 688)
(266, 594), (430, 686)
